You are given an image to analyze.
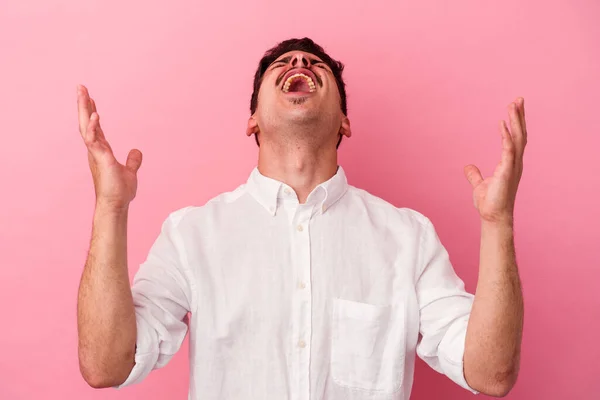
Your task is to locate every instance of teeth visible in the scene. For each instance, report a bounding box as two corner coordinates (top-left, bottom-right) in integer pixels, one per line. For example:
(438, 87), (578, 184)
(282, 73), (316, 93)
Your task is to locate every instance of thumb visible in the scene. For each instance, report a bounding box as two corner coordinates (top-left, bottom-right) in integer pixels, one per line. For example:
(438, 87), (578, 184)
(126, 149), (143, 173)
(464, 164), (483, 188)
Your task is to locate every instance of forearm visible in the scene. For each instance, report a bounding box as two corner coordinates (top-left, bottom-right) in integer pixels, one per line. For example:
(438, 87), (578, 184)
(77, 203), (136, 388)
(463, 220), (524, 396)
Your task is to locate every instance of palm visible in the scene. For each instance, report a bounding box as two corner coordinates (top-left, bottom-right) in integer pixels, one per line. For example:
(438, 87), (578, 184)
(78, 85), (143, 209)
(91, 153), (139, 206)
(464, 98), (527, 223)
(472, 173), (513, 223)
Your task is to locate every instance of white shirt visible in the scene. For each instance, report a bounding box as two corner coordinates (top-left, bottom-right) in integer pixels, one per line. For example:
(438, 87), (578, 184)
(115, 166), (479, 399)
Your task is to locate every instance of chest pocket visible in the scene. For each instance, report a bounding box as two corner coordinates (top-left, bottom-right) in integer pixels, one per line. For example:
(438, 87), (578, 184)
(331, 298), (406, 394)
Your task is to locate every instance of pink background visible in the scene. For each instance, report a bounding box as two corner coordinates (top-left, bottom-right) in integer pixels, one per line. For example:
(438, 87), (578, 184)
(1, 0), (599, 399)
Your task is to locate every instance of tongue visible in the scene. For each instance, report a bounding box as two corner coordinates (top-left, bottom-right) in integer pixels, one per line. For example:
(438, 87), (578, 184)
(289, 79), (311, 93)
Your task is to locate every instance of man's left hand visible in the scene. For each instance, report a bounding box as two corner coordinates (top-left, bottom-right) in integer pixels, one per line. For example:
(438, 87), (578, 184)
(464, 97), (527, 225)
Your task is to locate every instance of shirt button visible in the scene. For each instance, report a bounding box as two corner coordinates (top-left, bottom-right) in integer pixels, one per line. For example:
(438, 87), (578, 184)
(298, 281), (306, 289)
(298, 340), (306, 348)
(296, 224), (304, 232)
(284, 188), (292, 195)
(321, 205), (327, 212)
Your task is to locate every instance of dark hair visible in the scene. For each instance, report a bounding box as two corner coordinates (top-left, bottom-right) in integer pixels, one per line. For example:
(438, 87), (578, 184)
(250, 37), (347, 148)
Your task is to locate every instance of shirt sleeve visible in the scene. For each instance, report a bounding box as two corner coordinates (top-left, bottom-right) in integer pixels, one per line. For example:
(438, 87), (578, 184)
(114, 207), (195, 389)
(414, 214), (479, 395)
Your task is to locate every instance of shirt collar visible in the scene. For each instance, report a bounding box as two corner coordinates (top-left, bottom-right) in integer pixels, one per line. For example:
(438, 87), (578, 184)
(246, 166), (349, 216)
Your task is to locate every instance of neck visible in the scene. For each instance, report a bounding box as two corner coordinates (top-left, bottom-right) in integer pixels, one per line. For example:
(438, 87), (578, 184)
(257, 138), (338, 204)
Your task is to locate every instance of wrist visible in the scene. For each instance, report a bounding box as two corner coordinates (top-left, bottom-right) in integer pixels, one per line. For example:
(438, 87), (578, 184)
(481, 213), (513, 229)
(481, 218), (514, 239)
(95, 200), (129, 216)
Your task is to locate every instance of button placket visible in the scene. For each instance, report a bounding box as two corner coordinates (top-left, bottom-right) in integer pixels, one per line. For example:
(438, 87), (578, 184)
(291, 204), (313, 400)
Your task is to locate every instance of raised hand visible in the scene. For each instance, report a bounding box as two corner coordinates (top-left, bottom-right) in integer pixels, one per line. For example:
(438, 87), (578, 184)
(77, 85), (143, 210)
(464, 98), (527, 225)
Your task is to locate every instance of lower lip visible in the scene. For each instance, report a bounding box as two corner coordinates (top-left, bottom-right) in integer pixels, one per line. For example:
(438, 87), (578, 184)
(282, 90), (316, 96)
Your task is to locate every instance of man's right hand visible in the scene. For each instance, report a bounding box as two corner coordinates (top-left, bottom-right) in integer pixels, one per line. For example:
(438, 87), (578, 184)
(77, 84), (143, 211)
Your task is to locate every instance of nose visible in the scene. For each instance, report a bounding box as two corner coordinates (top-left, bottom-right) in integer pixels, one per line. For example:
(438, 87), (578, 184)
(291, 54), (310, 68)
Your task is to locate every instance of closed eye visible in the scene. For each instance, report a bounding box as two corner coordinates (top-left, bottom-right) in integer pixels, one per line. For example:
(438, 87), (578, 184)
(269, 57), (292, 70)
(313, 61), (331, 71)
(270, 61), (286, 69)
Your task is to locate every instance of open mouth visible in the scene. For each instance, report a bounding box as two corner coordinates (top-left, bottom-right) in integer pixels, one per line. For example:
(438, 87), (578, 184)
(282, 72), (316, 94)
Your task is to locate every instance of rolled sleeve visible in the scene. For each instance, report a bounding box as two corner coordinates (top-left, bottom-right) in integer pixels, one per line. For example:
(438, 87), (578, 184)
(437, 316), (479, 394)
(113, 207), (195, 389)
(414, 214), (479, 395)
(113, 314), (160, 389)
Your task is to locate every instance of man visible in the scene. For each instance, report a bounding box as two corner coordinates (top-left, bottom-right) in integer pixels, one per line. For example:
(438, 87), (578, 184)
(77, 38), (525, 399)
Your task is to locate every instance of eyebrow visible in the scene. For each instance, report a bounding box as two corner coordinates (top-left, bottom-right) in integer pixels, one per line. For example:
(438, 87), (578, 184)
(270, 56), (326, 67)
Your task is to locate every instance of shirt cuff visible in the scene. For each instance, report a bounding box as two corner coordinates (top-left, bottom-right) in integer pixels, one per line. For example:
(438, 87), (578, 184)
(438, 317), (480, 395)
(113, 315), (159, 389)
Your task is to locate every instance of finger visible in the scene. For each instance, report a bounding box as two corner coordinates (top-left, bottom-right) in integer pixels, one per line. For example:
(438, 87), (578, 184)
(77, 85), (93, 137)
(87, 97), (109, 141)
(517, 97), (527, 144)
(496, 120), (516, 178)
(85, 112), (109, 150)
(126, 149), (143, 173)
(513, 98), (526, 180)
(96, 124), (107, 141)
(508, 102), (525, 160)
(464, 164), (484, 188)
(85, 113), (116, 161)
(92, 108), (107, 141)
(84, 112), (100, 147)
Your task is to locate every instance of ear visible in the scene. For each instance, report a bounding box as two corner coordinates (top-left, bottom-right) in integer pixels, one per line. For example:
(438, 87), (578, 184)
(246, 115), (260, 137)
(339, 116), (352, 138)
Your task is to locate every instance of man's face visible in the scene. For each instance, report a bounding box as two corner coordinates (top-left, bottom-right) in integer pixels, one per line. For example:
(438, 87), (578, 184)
(249, 50), (350, 143)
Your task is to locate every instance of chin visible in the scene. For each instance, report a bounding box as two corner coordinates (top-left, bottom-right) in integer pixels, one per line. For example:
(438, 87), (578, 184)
(283, 107), (321, 124)
(280, 97), (319, 118)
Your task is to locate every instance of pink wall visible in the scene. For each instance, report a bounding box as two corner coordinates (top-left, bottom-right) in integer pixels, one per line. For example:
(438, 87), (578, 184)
(1, 0), (598, 399)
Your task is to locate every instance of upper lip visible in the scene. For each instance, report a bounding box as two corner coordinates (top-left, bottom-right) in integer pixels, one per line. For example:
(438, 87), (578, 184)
(280, 68), (318, 90)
